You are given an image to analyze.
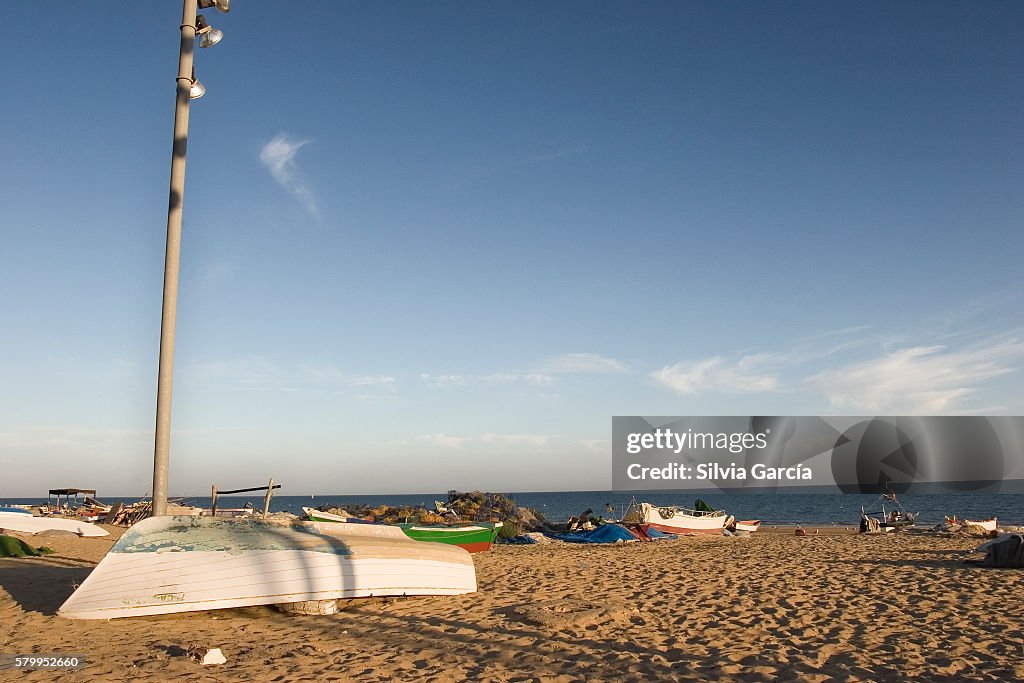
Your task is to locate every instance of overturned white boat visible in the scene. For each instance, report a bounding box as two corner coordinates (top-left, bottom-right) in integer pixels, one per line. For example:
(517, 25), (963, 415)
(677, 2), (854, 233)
(58, 516), (476, 620)
(0, 511), (109, 537)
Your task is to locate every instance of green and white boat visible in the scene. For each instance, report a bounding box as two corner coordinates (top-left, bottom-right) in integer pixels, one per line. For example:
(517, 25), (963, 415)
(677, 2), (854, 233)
(397, 522), (502, 553)
(302, 507), (502, 552)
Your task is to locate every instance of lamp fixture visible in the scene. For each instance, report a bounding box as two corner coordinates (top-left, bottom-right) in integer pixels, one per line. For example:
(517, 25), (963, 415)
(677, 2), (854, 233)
(196, 15), (224, 48)
(198, 0), (230, 14)
(189, 67), (206, 99)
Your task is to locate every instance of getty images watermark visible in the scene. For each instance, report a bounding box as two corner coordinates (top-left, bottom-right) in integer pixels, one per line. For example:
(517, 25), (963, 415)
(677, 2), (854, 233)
(612, 416), (1024, 493)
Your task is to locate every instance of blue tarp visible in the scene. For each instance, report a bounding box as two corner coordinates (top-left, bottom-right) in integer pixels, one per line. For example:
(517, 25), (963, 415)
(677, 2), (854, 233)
(641, 525), (676, 540)
(547, 523), (638, 544)
(499, 535), (538, 545)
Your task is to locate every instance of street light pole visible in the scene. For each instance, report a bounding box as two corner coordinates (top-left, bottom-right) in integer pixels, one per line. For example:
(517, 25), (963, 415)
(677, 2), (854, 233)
(152, 0), (199, 517)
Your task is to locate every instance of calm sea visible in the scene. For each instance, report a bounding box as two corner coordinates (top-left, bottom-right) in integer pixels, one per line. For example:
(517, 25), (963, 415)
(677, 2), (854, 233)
(5, 485), (1023, 527)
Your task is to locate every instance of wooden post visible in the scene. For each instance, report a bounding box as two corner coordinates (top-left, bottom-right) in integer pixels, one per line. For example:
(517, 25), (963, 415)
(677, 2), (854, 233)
(210, 485), (218, 517)
(262, 478), (274, 520)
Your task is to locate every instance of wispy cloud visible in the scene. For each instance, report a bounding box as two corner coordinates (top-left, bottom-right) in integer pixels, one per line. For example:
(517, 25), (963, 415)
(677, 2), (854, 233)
(652, 327), (1023, 413)
(422, 354), (624, 390)
(448, 142), (590, 190)
(652, 354), (781, 396)
(415, 433), (556, 449)
(349, 375), (396, 387)
(182, 357), (395, 393)
(259, 132), (319, 219)
(804, 340), (1024, 414)
(540, 353), (627, 375)
(420, 372), (554, 387)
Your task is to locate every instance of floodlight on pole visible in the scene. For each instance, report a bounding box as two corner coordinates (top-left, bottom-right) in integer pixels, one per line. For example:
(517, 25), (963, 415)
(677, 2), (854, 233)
(198, 0), (230, 14)
(196, 15), (224, 48)
(189, 69), (206, 99)
(153, 0), (231, 517)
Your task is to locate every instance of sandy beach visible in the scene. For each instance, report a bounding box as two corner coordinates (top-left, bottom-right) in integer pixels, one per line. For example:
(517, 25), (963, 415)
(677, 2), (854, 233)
(0, 526), (1021, 682)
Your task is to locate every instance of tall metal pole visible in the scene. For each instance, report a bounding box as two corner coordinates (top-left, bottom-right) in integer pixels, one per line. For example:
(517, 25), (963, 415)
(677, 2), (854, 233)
(153, 0), (198, 517)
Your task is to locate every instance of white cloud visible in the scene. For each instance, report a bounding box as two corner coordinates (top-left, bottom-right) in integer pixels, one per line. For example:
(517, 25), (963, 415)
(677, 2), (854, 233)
(478, 433), (555, 447)
(415, 433), (475, 449)
(259, 132), (319, 218)
(422, 372), (554, 387)
(420, 374), (466, 387)
(182, 357), (395, 393)
(415, 433), (556, 449)
(804, 341), (1023, 413)
(652, 354), (781, 395)
(421, 354), (622, 391)
(541, 353), (627, 375)
(349, 375), (396, 387)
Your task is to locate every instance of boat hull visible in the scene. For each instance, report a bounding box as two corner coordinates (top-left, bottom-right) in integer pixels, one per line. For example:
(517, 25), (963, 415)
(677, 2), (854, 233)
(303, 507), (353, 523)
(637, 503), (727, 535)
(734, 520), (761, 533)
(965, 518), (998, 532)
(0, 512), (108, 537)
(58, 516), (476, 620)
(398, 523), (502, 553)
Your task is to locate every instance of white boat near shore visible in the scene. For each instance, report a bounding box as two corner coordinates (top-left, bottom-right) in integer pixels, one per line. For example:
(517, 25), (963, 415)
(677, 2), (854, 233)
(0, 511), (109, 537)
(964, 518), (998, 533)
(302, 507), (351, 522)
(58, 516), (476, 620)
(627, 502), (728, 535)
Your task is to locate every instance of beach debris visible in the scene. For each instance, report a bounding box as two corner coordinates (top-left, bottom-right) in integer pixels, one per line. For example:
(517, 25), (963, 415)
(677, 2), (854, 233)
(188, 646), (227, 666)
(0, 535), (54, 558)
(309, 490), (545, 537)
(919, 517), (1001, 537)
(795, 527), (808, 537)
(546, 523), (641, 544)
(500, 532), (551, 545)
(276, 599), (340, 615)
(968, 534), (1024, 568)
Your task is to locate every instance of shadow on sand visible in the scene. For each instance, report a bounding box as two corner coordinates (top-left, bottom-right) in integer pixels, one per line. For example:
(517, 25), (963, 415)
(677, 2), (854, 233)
(0, 559), (93, 616)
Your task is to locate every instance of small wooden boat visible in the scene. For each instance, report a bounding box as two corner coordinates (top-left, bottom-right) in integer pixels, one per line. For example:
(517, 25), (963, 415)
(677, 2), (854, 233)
(0, 511), (108, 537)
(58, 516), (476, 620)
(303, 508), (502, 552)
(397, 522), (503, 553)
(964, 518), (998, 533)
(860, 492), (916, 534)
(0, 506), (32, 515)
(733, 520), (761, 533)
(302, 507), (353, 523)
(625, 501), (728, 535)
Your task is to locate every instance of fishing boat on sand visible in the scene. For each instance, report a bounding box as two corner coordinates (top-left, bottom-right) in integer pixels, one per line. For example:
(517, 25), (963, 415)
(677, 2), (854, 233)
(860, 490), (916, 533)
(964, 518), (998, 533)
(302, 507), (355, 523)
(0, 511), (109, 537)
(58, 516), (476, 620)
(302, 507), (502, 552)
(624, 500), (729, 535)
(397, 522), (503, 553)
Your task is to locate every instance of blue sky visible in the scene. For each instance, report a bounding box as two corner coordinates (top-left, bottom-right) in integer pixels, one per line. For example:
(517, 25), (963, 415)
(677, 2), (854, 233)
(1, 2), (1021, 496)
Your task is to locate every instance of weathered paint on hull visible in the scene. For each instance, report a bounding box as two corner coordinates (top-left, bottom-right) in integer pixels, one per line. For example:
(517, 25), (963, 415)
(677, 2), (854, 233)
(58, 516), (476, 620)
